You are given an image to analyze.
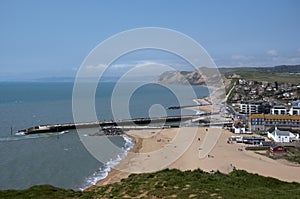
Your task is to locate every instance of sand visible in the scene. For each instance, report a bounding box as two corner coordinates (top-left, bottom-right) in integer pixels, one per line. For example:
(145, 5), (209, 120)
(90, 127), (300, 189)
(184, 105), (213, 113)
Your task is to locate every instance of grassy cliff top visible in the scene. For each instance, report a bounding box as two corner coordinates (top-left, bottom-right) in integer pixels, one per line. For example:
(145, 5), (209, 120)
(1, 169), (300, 199)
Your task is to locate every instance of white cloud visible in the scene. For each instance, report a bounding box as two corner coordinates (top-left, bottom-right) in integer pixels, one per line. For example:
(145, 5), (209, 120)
(266, 49), (278, 57)
(86, 64), (107, 70)
(111, 63), (132, 68)
(216, 52), (300, 68)
(118, 61), (172, 80)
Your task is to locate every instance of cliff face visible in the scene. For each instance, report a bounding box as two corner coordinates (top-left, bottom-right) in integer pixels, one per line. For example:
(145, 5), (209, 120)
(158, 68), (225, 88)
(158, 70), (206, 85)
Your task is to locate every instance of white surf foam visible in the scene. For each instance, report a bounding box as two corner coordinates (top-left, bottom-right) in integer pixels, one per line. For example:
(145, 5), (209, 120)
(193, 99), (200, 105)
(0, 131), (68, 142)
(79, 135), (134, 191)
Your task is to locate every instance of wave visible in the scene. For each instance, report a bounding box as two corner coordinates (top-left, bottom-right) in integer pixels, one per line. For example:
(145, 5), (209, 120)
(191, 99), (205, 115)
(0, 131), (69, 142)
(195, 110), (205, 115)
(193, 99), (201, 105)
(79, 135), (134, 191)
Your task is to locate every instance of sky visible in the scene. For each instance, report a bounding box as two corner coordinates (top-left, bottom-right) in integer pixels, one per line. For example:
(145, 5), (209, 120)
(0, 0), (300, 80)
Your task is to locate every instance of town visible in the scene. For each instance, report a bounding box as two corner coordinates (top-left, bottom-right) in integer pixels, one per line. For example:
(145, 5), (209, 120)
(224, 78), (300, 163)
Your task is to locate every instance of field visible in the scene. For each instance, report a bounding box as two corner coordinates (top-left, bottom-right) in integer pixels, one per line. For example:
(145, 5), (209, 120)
(1, 169), (300, 199)
(227, 72), (300, 84)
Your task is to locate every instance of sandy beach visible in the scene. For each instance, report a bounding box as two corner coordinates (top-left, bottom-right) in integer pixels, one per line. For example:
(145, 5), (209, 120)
(90, 127), (300, 189)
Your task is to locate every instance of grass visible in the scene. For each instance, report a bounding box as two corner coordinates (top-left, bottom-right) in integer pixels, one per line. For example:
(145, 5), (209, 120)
(224, 71), (300, 84)
(0, 185), (83, 199)
(286, 147), (300, 164)
(256, 147), (300, 165)
(1, 169), (300, 199)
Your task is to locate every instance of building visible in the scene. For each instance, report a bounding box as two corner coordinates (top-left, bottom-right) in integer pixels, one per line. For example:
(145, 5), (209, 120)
(271, 106), (288, 115)
(267, 127), (299, 143)
(288, 101), (300, 115)
(260, 141), (275, 147)
(269, 146), (287, 154)
(289, 106), (300, 115)
(239, 101), (263, 115)
(249, 114), (265, 132)
(270, 104), (300, 115)
(249, 114), (300, 131)
(291, 101), (300, 107)
(232, 125), (246, 134)
(242, 136), (265, 145)
(231, 121), (248, 134)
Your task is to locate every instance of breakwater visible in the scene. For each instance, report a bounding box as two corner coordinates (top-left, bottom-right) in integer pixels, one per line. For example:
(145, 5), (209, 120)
(18, 115), (197, 135)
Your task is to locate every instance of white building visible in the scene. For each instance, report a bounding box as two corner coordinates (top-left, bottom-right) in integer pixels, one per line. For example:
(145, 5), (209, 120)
(289, 102), (300, 115)
(289, 106), (300, 115)
(271, 106), (288, 115)
(232, 126), (246, 134)
(239, 101), (263, 115)
(267, 127), (299, 143)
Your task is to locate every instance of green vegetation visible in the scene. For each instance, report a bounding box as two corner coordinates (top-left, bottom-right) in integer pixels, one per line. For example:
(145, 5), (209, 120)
(287, 147), (300, 164)
(256, 147), (300, 164)
(227, 72), (300, 84)
(219, 65), (300, 76)
(218, 65), (300, 84)
(1, 169), (300, 199)
(0, 185), (83, 199)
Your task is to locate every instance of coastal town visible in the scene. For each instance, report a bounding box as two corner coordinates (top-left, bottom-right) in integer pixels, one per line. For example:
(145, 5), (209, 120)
(226, 77), (300, 133)
(216, 76), (300, 165)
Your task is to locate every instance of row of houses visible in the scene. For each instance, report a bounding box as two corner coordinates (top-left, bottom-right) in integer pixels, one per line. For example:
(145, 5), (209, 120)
(249, 114), (300, 132)
(239, 101), (300, 115)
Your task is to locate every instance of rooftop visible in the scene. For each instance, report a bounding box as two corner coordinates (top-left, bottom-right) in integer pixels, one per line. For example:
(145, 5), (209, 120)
(272, 106), (286, 109)
(240, 101), (263, 105)
(274, 129), (291, 136)
(250, 114), (300, 120)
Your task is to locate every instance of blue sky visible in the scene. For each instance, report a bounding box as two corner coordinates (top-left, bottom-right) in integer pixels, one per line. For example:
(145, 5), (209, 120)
(0, 0), (300, 80)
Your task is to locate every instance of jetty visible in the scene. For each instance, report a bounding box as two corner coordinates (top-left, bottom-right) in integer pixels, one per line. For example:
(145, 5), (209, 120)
(168, 104), (212, 110)
(18, 113), (233, 135)
(18, 115), (198, 135)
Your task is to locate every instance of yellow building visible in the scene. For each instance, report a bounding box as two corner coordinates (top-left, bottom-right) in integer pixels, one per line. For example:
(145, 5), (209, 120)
(249, 114), (300, 132)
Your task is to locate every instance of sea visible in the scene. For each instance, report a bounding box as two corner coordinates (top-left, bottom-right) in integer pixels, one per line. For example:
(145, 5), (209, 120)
(0, 82), (208, 190)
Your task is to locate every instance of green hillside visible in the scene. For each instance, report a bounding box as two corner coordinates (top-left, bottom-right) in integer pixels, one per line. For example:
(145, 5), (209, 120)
(219, 65), (300, 84)
(1, 169), (300, 199)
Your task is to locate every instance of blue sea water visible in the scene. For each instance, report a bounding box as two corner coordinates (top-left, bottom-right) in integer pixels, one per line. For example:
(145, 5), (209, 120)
(0, 82), (208, 190)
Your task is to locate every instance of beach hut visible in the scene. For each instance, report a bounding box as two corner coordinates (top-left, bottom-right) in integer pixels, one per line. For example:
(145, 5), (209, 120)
(269, 146), (287, 154)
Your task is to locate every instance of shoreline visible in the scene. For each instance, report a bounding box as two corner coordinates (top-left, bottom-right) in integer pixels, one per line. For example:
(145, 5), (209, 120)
(85, 134), (143, 191)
